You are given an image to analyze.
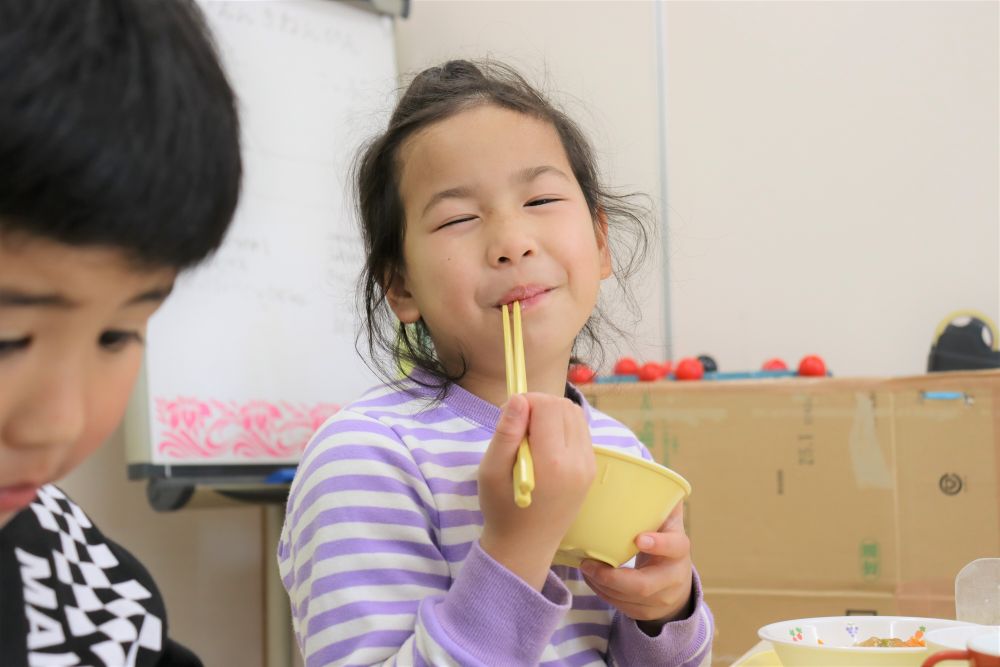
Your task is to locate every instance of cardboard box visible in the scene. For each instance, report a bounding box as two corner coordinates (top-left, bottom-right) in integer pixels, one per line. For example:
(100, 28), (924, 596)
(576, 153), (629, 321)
(585, 377), (901, 590)
(582, 370), (999, 661)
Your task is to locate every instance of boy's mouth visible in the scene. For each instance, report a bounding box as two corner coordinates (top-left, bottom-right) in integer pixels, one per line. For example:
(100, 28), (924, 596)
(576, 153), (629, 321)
(0, 483), (41, 514)
(495, 285), (552, 308)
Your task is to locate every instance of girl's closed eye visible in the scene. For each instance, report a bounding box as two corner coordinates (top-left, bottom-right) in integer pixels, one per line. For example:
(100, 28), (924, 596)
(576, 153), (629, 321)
(526, 197), (562, 207)
(98, 329), (145, 352)
(437, 215), (477, 231)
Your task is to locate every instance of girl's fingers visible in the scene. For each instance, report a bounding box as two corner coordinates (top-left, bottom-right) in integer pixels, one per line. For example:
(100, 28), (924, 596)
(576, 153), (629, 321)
(581, 581), (662, 616)
(582, 556), (690, 598)
(662, 502), (685, 532)
(526, 394), (567, 463)
(582, 571), (627, 600)
(561, 399), (577, 452)
(583, 564), (693, 618)
(492, 395), (529, 453)
(480, 394), (529, 485)
(568, 402), (595, 475)
(580, 561), (647, 597)
(635, 531), (690, 559)
(572, 401), (589, 452)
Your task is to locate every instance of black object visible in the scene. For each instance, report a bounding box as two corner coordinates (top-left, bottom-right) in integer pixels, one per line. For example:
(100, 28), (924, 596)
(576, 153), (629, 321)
(697, 354), (718, 373)
(146, 480), (195, 512)
(928, 314), (1000, 372)
(145, 478), (289, 511)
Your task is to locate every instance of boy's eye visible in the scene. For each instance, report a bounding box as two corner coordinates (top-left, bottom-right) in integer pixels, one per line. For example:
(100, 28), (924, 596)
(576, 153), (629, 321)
(99, 330), (144, 351)
(526, 198), (560, 207)
(0, 336), (31, 356)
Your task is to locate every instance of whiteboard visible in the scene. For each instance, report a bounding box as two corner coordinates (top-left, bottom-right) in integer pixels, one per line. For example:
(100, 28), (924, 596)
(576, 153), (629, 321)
(126, 0), (395, 471)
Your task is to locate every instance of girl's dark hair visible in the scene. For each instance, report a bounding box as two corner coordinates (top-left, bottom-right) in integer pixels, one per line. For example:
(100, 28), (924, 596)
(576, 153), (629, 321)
(0, 0), (241, 269)
(355, 59), (651, 392)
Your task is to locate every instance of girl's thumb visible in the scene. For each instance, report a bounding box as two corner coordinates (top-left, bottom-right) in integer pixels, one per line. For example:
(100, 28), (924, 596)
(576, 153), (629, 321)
(494, 394), (528, 448)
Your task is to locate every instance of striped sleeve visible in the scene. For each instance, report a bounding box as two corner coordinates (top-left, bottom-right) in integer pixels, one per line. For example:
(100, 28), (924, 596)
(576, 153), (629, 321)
(277, 409), (571, 666)
(607, 568), (714, 667)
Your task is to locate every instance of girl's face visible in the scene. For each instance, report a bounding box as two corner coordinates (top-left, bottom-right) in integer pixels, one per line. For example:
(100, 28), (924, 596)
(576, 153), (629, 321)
(0, 233), (175, 528)
(389, 105), (611, 399)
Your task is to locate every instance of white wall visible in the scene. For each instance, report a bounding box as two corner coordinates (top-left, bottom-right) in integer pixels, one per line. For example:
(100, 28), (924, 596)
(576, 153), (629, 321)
(664, 1), (999, 376)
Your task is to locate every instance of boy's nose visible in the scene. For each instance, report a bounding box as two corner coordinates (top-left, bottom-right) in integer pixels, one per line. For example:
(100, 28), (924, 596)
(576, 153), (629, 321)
(489, 218), (538, 266)
(4, 373), (86, 452)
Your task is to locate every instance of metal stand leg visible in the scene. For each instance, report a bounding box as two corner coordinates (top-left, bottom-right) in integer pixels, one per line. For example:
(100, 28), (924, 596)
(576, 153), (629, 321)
(264, 504), (294, 667)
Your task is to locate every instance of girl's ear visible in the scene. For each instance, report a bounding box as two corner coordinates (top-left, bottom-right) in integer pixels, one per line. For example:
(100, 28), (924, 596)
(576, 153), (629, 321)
(385, 270), (421, 324)
(596, 208), (612, 279)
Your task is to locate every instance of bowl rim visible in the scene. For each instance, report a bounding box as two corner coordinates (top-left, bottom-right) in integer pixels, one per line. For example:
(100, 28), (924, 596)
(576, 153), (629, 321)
(924, 624), (1000, 649)
(758, 616), (978, 653)
(592, 445), (692, 495)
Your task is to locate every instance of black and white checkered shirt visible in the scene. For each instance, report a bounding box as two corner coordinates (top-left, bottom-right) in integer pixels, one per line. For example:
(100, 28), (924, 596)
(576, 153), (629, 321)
(0, 485), (201, 667)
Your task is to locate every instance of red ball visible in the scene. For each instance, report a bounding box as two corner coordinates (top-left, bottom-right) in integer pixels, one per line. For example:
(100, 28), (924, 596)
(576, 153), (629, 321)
(638, 362), (662, 382)
(661, 360), (673, 376)
(674, 357), (704, 381)
(762, 358), (788, 371)
(613, 357), (640, 376)
(797, 355), (827, 377)
(567, 364), (596, 384)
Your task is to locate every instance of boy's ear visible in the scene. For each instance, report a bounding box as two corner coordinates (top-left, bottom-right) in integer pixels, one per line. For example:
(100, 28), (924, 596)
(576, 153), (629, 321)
(385, 270), (421, 324)
(596, 208), (612, 279)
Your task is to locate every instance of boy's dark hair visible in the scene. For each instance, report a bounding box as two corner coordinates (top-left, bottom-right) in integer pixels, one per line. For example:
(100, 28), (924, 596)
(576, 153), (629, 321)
(0, 0), (241, 269)
(355, 59), (652, 390)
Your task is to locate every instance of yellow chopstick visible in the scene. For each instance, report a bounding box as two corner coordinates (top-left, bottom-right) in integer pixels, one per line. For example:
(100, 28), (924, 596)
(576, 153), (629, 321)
(502, 301), (535, 508)
(502, 303), (516, 398)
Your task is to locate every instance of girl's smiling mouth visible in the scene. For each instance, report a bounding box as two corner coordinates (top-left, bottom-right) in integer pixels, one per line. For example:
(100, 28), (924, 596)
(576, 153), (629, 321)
(495, 285), (553, 311)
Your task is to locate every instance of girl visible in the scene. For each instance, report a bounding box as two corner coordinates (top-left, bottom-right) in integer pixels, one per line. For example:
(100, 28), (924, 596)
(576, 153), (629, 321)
(278, 60), (713, 666)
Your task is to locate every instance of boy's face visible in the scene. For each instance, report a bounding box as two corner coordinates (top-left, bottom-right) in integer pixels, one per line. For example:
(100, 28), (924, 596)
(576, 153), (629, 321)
(0, 232), (175, 529)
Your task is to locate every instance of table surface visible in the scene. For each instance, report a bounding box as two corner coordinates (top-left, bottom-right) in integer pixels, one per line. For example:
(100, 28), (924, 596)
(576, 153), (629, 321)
(732, 641), (780, 666)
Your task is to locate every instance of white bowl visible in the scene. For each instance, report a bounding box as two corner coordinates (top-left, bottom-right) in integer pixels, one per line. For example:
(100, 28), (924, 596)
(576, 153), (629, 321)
(758, 616), (976, 666)
(925, 625), (1000, 666)
(927, 625), (999, 650)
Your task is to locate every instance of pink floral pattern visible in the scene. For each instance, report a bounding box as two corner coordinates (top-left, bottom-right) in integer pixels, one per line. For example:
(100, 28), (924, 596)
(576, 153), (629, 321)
(154, 397), (341, 460)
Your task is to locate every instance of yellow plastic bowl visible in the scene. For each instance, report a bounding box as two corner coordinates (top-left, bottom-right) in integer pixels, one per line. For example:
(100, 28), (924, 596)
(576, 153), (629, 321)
(552, 445), (691, 568)
(758, 616), (977, 666)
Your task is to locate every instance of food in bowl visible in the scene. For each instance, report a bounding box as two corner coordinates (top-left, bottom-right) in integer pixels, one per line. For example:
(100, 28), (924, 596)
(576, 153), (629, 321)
(854, 627), (926, 647)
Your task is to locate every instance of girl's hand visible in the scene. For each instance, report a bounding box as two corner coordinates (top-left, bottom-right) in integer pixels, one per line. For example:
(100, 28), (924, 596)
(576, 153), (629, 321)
(579, 503), (695, 629)
(478, 393), (596, 590)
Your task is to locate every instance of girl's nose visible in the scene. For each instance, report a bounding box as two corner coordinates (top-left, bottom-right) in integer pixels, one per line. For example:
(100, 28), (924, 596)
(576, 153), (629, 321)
(4, 371), (86, 452)
(489, 218), (538, 267)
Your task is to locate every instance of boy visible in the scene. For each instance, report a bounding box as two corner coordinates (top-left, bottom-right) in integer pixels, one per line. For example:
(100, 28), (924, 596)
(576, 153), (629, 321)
(0, 0), (241, 664)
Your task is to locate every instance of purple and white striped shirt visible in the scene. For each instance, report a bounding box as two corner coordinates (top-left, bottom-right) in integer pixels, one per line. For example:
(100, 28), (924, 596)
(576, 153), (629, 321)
(278, 373), (713, 666)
